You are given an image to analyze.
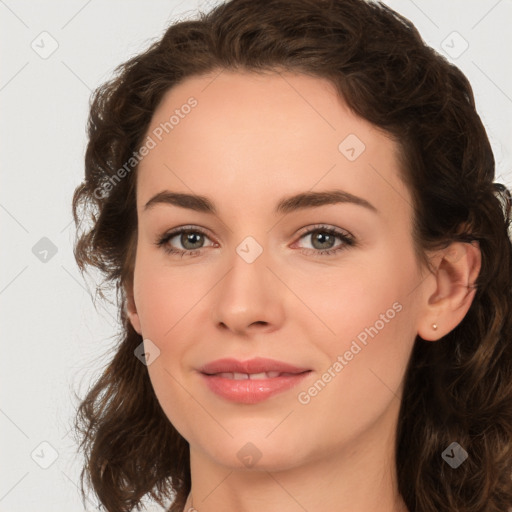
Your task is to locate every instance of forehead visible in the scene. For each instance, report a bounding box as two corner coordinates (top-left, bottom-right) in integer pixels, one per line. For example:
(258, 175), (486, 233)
(136, 70), (412, 224)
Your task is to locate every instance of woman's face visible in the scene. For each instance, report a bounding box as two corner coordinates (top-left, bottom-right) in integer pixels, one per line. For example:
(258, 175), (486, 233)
(128, 70), (430, 471)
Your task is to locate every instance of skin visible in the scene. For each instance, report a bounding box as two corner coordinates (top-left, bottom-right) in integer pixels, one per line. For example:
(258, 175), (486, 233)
(126, 70), (481, 512)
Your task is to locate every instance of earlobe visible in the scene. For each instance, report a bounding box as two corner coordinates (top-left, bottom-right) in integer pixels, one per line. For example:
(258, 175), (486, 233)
(125, 286), (142, 336)
(417, 241), (481, 341)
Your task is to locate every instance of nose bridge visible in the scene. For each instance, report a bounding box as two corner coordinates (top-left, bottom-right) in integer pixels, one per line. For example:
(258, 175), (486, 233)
(223, 232), (270, 303)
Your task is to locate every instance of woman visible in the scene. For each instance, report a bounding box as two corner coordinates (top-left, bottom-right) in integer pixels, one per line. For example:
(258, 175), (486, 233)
(71, 0), (512, 510)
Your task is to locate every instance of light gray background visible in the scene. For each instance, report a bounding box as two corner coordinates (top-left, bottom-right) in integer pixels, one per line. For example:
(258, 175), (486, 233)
(1, 1), (511, 510)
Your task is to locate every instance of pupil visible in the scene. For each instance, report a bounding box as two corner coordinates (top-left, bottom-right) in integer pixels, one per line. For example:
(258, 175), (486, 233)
(314, 232), (333, 249)
(183, 232), (203, 249)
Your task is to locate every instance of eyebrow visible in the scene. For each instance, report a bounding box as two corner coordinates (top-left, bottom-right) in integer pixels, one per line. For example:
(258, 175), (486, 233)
(143, 189), (378, 215)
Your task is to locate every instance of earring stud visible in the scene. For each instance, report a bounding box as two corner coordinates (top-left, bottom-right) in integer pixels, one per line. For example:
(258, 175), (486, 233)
(432, 323), (438, 330)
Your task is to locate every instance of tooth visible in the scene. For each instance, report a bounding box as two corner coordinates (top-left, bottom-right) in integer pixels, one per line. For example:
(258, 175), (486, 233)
(217, 372), (234, 379)
(233, 372), (250, 380)
(214, 371), (285, 380)
(248, 372), (267, 380)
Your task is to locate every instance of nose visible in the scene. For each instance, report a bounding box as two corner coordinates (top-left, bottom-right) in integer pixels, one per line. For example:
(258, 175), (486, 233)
(212, 245), (285, 337)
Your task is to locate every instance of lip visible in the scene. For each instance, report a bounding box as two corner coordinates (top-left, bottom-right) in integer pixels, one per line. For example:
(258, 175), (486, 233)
(199, 357), (310, 375)
(198, 357), (312, 404)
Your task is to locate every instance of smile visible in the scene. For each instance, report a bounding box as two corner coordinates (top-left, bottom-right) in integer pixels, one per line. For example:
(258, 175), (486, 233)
(200, 371), (312, 404)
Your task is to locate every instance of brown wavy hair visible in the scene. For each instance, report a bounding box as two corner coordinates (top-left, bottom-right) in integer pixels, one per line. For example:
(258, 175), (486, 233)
(71, 0), (512, 510)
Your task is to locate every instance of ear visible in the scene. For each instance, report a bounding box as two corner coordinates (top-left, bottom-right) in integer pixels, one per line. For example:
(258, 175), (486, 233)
(417, 241), (481, 341)
(125, 283), (142, 336)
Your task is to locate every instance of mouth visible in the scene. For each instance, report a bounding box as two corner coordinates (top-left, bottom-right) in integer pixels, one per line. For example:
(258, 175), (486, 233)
(198, 358), (312, 404)
(203, 370), (310, 379)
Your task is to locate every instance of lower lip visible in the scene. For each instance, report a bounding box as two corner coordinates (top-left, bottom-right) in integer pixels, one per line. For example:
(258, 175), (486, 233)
(200, 372), (311, 404)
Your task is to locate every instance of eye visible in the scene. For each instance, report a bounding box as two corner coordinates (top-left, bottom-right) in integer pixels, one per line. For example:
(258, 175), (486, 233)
(155, 226), (215, 257)
(294, 224), (355, 256)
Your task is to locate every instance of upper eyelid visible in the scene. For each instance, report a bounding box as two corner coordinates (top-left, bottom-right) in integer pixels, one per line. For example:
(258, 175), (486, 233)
(295, 224), (353, 238)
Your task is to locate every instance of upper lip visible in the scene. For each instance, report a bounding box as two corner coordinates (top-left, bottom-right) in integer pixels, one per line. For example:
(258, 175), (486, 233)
(199, 357), (311, 375)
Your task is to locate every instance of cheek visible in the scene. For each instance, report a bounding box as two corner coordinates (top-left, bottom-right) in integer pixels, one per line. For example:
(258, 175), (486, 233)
(303, 249), (418, 388)
(293, 273), (415, 450)
(295, 251), (412, 342)
(145, 358), (192, 439)
(133, 250), (208, 341)
(134, 257), (204, 438)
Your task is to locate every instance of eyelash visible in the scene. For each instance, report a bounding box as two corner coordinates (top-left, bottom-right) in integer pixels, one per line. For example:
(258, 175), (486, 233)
(154, 224), (356, 258)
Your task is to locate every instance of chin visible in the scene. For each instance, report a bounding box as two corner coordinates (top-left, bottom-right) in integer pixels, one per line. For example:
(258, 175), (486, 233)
(195, 434), (307, 472)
